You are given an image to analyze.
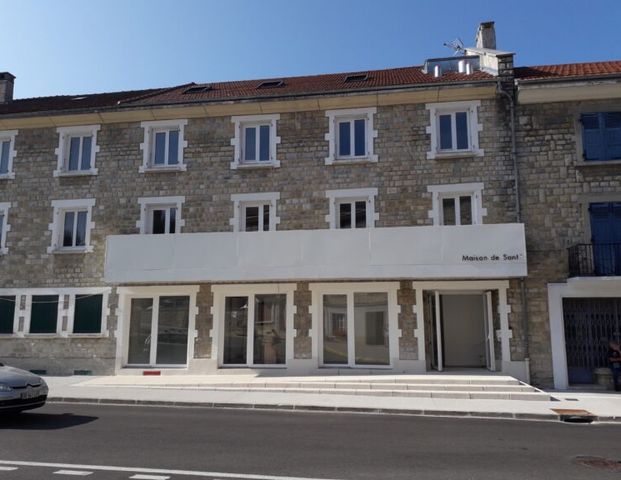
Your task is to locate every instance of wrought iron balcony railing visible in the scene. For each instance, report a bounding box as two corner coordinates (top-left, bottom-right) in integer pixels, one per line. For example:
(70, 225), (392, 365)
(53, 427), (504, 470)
(568, 243), (621, 277)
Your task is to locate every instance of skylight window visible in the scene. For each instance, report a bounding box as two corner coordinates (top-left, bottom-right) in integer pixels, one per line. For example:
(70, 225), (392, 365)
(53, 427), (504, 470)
(344, 74), (369, 83)
(183, 85), (213, 94)
(257, 80), (284, 89)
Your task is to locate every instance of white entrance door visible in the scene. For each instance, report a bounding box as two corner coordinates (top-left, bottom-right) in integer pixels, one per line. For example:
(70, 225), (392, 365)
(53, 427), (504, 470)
(484, 291), (496, 371)
(436, 293), (488, 369)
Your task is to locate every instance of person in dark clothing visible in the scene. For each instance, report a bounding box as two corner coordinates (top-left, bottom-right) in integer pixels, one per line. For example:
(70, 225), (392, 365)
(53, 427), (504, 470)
(609, 341), (621, 392)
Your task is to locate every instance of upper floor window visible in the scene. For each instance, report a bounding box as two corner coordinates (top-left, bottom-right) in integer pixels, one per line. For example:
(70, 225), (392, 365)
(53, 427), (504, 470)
(325, 188), (378, 229)
(0, 130), (17, 179)
(137, 196), (185, 234)
(426, 101), (483, 159)
(427, 183), (487, 226)
(231, 115), (280, 169)
(230, 192), (280, 232)
(54, 125), (100, 176)
(48, 199), (96, 253)
(581, 112), (621, 162)
(140, 120), (188, 173)
(0, 202), (11, 254)
(325, 108), (378, 165)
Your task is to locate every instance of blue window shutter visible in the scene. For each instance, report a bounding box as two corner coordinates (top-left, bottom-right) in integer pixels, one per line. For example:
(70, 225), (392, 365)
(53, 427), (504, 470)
(604, 113), (621, 160)
(589, 202), (613, 244)
(581, 113), (604, 161)
(613, 203), (621, 243)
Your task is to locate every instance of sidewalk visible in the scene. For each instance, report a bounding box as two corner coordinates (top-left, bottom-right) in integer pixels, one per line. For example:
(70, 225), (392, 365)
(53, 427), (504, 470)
(44, 375), (621, 423)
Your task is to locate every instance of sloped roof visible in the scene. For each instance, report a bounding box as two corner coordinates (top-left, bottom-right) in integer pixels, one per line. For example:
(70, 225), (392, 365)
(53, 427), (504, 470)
(2, 60), (621, 117)
(515, 60), (621, 81)
(0, 66), (493, 116)
(0, 88), (169, 115)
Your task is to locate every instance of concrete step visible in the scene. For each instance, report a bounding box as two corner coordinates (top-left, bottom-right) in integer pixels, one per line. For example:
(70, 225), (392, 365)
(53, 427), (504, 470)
(280, 377), (523, 386)
(198, 381), (538, 392)
(183, 386), (553, 401)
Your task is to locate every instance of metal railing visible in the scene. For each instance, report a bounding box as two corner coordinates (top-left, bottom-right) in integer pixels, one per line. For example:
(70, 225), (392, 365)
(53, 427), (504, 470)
(568, 243), (621, 277)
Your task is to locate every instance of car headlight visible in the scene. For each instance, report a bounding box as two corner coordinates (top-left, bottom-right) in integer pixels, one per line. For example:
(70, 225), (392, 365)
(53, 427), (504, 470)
(0, 383), (13, 393)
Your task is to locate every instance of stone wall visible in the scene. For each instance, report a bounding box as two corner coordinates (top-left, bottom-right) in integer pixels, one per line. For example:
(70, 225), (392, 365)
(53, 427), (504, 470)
(516, 98), (621, 386)
(0, 96), (522, 374)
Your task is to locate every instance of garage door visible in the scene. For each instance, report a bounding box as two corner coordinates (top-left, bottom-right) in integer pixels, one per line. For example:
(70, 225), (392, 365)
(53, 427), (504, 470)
(564, 297), (621, 384)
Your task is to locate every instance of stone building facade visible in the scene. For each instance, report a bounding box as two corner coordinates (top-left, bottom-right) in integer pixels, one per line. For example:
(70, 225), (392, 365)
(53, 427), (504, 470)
(0, 23), (618, 388)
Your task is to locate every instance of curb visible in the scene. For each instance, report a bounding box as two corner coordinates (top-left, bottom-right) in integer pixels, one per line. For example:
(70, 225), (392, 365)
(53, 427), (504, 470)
(46, 396), (621, 423)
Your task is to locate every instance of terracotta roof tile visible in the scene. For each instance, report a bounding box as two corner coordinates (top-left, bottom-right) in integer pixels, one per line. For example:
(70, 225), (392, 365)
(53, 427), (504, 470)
(0, 66), (492, 116)
(515, 60), (621, 81)
(0, 87), (170, 115)
(3, 60), (621, 117)
(127, 66), (493, 106)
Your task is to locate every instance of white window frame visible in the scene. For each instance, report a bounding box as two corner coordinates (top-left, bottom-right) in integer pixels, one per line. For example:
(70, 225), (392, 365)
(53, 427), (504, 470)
(309, 282), (399, 368)
(0, 290), (20, 336)
(0, 202), (11, 254)
(48, 199), (96, 253)
(66, 288), (111, 336)
(230, 114), (280, 169)
(0, 130), (17, 179)
(427, 183), (487, 225)
(137, 196), (185, 234)
(211, 283), (296, 368)
(230, 192), (280, 232)
(116, 285), (199, 369)
(54, 125), (100, 176)
(325, 188), (379, 229)
(0, 287), (111, 338)
(325, 107), (378, 165)
(425, 101), (483, 159)
(140, 119), (188, 173)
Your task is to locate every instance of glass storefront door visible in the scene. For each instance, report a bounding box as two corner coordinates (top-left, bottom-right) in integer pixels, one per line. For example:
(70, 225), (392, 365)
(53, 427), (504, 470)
(127, 296), (190, 366)
(321, 291), (390, 367)
(222, 293), (287, 366)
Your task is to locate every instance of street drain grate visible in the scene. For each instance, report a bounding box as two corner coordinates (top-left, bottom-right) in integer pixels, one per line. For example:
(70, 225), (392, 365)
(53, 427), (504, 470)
(574, 456), (621, 472)
(552, 408), (596, 423)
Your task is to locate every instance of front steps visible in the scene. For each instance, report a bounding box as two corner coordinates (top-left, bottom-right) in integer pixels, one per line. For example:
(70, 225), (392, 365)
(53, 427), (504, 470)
(131, 375), (554, 401)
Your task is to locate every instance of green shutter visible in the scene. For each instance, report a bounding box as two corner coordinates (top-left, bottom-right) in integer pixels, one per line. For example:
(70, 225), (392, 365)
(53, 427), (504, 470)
(73, 294), (103, 334)
(0, 296), (16, 334)
(30, 295), (59, 333)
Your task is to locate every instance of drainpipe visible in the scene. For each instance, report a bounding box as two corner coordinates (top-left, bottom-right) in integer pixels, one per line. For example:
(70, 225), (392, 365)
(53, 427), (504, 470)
(497, 81), (531, 383)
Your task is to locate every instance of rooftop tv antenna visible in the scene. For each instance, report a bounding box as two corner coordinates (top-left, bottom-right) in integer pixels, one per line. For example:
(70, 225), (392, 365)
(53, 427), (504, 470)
(443, 38), (465, 55)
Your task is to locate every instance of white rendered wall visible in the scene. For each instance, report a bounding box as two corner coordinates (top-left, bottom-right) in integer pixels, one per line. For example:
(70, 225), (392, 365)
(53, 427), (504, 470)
(105, 224), (527, 284)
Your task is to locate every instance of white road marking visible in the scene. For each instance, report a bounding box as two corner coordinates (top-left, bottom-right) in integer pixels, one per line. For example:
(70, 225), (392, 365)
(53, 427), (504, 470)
(53, 470), (93, 476)
(0, 467), (18, 471)
(0, 460), (343, 480)
(130, 475), (170, 480)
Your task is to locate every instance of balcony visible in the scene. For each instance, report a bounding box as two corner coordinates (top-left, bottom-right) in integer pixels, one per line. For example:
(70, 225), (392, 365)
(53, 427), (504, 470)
(568, 243), (621, 277)
(104, 224), (527, 284)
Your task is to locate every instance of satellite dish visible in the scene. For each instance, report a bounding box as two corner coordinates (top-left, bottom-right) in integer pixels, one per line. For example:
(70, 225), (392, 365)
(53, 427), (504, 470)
(443, 38), (465, 55)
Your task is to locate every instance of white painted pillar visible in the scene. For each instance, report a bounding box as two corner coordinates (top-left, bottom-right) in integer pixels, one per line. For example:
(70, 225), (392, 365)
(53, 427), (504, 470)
(414, 288), (426, 362)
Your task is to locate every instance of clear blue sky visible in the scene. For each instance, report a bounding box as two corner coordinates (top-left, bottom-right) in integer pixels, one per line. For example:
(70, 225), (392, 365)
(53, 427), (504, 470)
(1, 0), (620, 99)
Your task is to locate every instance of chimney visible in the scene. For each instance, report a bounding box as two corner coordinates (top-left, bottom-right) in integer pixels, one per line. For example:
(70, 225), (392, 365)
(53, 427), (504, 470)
(475, 21), (496, 50)
(0, 72), (15, 103)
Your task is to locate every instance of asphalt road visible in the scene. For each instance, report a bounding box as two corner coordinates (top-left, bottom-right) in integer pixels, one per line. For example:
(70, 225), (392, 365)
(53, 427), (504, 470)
(0, 403), (619, 480)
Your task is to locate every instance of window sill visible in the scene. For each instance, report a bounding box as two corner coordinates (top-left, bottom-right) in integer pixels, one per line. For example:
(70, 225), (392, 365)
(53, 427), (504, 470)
(231, 161), (280, 170)
(576, 159), (621, 167)
(49, 247), (93, 254)
(139, 164), (187, 173)
(428, 150), (480, 160)
(327, 156), (377, 165)
(0, 172), (15, 180)
(68, 333), (108, 338)
(23, 333), (60, 338)
(54, 169), (98, 178)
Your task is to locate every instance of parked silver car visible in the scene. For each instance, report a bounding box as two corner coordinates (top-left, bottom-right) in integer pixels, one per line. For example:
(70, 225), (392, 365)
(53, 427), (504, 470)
(0, 363), (48, 413)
